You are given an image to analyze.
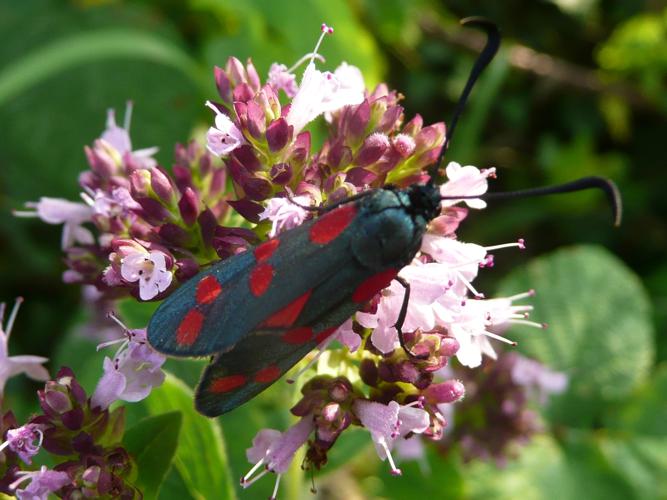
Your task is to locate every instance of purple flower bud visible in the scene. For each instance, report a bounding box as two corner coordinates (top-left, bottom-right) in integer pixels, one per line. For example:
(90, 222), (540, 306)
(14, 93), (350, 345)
(266, 118), (291, 152)
(402, 114), (423, 136)
(210, 168), (226, 196)
(136, 197), (171, 224)
(243, 177), (272, 201)
(415, 123), (446, 150)
(199, 151), (212, 177)
(61, 407), (84, 430)
(290, 131), (311, 164)
(233, 145), (261, 172)
(233, 83), (255, 103)
(328, 378), (351, 403)
(270, 163), (292, 185)
(395, 361), (420, 384)
(327, 141), (352, 168)
(197, 208), (217, 248)
(360, 359), (379, 386)
(129, 170), (150, 198)
(214, 66), (232, 103)
(348, 100), (370, 137)
(245, 101), (266, 139)
(178, 188), (200, 226)
(377, 360), (396, 383)
(150, 167), (174, 204)
(425, 380), (465, 404)
(354, 133), (389, 167)
(392, 133), (416, 158)
(345, 167), (377, 187)
(82, 465), (101, 488)
(439, 336), (460, 357)
(377, 105), (404, 133)
(172, 165), (193, 192)
(227, 198), (264, 223)
(175, 259), (199, 281)
(245, 58), (261, 92)
(43, 390), (72, 415)
(157, 223), (190, 247)
(227, 57), (245, 85)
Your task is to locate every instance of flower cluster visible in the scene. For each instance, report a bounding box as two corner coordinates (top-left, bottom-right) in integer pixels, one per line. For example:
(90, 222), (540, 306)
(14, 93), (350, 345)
(13, 21), (565, 499)
(1, 367), (138, 498)
(441, 351), (567, 465)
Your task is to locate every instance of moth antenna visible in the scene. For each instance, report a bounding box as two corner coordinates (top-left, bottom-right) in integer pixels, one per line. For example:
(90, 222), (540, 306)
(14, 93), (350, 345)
(440, 176), (623, 226)
(483, 176), (623, 226)
(431, 17), (501, 178)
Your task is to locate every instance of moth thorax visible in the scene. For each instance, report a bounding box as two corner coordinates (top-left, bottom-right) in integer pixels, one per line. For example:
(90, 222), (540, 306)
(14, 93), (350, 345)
(406, 184), (441, 222)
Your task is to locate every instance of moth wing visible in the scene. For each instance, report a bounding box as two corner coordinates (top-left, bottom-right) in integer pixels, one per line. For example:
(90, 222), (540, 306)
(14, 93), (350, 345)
(148, 203), (364, 357)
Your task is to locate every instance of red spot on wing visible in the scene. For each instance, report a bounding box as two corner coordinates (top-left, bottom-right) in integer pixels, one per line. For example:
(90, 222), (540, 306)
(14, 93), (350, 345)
(196, 275), (222, 304)
(261, 290), (312, 328)
(249, 263), (275, 297)
(210, 374), (247, 393)
(176, 309), (204, 346)
(310, 204), (357, 244)
(352, 269), (399, 303)
(254, 239), (280, 262)
(314, 326), (338, 344)
(282, 327), (313, 344)
(254, 365), (281, 384)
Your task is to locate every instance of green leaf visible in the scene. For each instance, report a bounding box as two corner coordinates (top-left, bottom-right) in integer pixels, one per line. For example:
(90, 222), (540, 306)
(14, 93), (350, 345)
(0, 28), (204, 105)
(497, 245), (654, 427)
(124, 412), (183, 500)
(468, 434), (634, 500)
(604, 364), (667, 436)
(144, 373), (237, 500)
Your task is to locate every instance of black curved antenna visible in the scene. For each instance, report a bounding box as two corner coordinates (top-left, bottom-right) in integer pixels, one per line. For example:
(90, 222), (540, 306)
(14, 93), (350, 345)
(441, 176), (623, 226)
(430, 17), (501, 178)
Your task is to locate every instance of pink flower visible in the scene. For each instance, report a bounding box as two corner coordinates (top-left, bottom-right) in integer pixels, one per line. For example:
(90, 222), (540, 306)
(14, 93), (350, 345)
(0, 423), (43, 464)
(0, 298), (49, 397)
(91, 324), (165, 409)
(510, 353), (568, 403)
(242, 416), (314, 498)
(14, 197), (93, 249)
(267, 63), (299, 98)
(101, 103), (158, 168)
(205, 101), (245, 156)
(440, 162), (495, 209)
(10, 465), (70, 500)
(286, 25), (365, 135)
(258, 194), (312, 237)
(333, 318), (361, 352)
(353, 400), (430, 475)
(120, 248), (173, 300)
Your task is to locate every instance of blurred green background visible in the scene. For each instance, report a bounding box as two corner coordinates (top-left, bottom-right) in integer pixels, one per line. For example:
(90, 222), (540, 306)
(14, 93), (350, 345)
(1, 0), (665, 498)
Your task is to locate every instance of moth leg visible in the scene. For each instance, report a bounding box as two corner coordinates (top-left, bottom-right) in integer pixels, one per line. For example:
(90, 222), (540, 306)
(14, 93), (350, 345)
(393, 276), (426, 359)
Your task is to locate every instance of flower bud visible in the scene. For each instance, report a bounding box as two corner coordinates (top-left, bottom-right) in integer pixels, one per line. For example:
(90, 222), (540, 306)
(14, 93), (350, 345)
(359, 359), (379, 386)
(245, 101), (266, 139)
(129, 170), (150, 198)
(377, 105), (404, 133)
(157, 223), (190, 247)
(348, 100), (370, 137)
(227, 198), (264, 223)
(150, 167), (175, 204)
(214, 65), (232, 103)
(233, 83), (254, 103)
(392, 133), (416, 158)
(424, 380), (465, 404)
(270, 163), (292, 185)
(245, 58), (261, 92)
(136, 197), (171, 224)
(266, 118), (291, 152)
(178, 188), (200, 226)
(175, 258), (199, 281)
(354, 133), (389, 167)
(439, 336), (460, 357)
(172, 165), (193, 192)
(402, 114), (423, 136)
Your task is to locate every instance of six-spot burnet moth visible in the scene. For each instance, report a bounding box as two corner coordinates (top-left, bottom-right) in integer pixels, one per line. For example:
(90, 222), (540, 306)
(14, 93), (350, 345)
(147, 17), (621, 417)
